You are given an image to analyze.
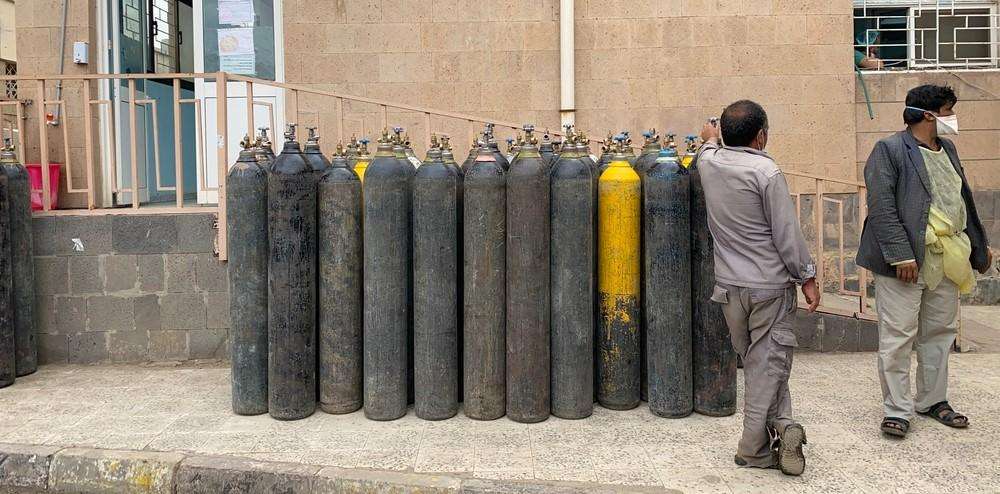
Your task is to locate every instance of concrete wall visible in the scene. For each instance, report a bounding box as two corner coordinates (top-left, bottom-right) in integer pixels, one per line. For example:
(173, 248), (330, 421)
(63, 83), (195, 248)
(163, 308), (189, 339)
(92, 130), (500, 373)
(855, 71), (1000, 240)
(32, 213), (229, 365)
(284, 0), (858, 184)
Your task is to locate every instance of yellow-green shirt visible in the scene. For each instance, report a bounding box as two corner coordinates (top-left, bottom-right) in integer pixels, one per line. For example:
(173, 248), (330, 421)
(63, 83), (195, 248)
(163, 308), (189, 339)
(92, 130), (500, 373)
(919, 146), (975, 293)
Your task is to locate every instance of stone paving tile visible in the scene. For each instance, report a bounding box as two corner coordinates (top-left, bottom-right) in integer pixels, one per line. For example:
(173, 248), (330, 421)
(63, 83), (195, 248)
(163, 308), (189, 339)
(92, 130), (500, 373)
(2, 354), (1000, 492)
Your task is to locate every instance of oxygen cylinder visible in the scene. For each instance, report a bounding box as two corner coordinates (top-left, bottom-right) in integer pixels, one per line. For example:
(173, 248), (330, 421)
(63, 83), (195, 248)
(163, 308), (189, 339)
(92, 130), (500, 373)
(506, 125), (550, 423)
(597, 133), (614, 174)
(462, 136), (478, 171)
(645, 148), (693, 417)
(484, 123), (509, 171)
(622, 131), (638, 168)
(255, 128), (276, 169)
(635, 129), (661, 175)
(550, 136), (594, 420)
(318, 146), (363, 415)
(363, 129), (414, 421)
(504, 137), (516, 164)
(539, 132), (556, 169)
(227, 138), (269, 415)
(403, 133), (422, 169)
(0, 143), (34, 377)
(412, 146), (459, 420)
(463, 146), (506, 420)
(391, 129), (417, 406)
(440, 135), (465, 401)
(0, 169), (11, 388)
(597, 136), (641, 410)
(691, 140), (737, 417)
(345, 135), (360, 169)
(267, 125), (317, 420)
(303, 127), (331, 175)
(634, 129), (660, 402)
(354, 138), (371, 183)
(681, 135), (698, 169)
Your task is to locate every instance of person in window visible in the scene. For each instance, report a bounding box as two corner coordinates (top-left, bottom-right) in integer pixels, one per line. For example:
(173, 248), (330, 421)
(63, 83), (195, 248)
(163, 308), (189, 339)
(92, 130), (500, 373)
(855, 31), (885, 69)
(698, 101), (819, 476)
(857, 85), (992, 439)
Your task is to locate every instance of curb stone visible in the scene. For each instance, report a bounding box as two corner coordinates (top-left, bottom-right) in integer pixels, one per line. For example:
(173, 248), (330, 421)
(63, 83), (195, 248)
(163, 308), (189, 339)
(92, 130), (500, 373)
(0, 444), (662, 493)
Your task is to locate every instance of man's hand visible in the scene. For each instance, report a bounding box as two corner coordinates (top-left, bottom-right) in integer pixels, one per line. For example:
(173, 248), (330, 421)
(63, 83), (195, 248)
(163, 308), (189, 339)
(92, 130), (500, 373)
(802, 278), (820, 313)
(700, 121), (720, 144)
(979, 248), (994, 275)
(895, 260), (919, 283)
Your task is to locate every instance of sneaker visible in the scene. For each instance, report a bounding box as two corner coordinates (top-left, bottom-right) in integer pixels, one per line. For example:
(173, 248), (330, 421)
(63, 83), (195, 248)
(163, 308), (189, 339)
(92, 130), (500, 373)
(777, 424), (807, 476)
(734, 455), (777, 469)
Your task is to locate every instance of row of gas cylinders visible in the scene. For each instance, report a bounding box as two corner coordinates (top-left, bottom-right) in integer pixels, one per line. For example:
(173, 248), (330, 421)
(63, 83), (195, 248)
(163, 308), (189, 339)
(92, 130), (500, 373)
(227, 122), (736, 422)
(0, 142), (38, 389)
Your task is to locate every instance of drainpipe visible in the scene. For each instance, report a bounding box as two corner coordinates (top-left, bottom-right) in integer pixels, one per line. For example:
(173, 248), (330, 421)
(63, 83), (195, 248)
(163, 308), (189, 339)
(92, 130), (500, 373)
(559, 0), (574, 128)
(50, 0), (69, 126)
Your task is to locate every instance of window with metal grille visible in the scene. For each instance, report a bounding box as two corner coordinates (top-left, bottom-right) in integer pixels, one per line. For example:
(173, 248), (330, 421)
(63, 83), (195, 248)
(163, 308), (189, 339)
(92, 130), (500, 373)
(3, 62), (15, 99)
(854, 0), (999, 70)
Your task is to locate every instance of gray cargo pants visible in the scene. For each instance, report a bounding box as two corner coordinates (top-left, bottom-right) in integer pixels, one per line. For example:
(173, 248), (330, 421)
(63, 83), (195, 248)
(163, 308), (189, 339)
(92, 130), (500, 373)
(712, 283), (798, 468)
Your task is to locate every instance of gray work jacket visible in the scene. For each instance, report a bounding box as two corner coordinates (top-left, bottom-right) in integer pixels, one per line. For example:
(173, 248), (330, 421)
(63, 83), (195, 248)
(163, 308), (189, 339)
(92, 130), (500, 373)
(697, 142), (816, 289)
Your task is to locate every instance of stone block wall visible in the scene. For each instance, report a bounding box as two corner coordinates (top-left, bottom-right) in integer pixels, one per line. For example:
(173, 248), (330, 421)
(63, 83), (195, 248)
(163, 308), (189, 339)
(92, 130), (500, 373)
(855, 70), (1000, 242)
(284, 0), (859, 185)
(31, 213), (229, 365)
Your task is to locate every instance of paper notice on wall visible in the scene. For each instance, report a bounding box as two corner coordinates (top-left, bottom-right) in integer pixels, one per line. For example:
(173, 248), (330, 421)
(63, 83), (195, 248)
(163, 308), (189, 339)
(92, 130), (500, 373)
(218, 28), (255, 75)
(218, 0), (255, 25)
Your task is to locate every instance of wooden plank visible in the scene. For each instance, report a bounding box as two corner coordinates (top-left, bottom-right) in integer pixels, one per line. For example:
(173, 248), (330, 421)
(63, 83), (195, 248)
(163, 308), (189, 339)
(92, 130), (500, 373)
(245, 81), (254, 140)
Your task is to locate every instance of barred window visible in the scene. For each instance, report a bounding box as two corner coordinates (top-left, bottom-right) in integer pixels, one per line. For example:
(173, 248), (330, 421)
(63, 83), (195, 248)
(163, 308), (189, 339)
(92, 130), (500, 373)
(3, 62), (14, 99)
(854, 1), (999, 70)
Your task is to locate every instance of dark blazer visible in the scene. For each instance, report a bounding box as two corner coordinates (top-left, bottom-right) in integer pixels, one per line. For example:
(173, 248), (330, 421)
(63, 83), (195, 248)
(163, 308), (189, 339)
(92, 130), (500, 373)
(856, 130), (990, 278)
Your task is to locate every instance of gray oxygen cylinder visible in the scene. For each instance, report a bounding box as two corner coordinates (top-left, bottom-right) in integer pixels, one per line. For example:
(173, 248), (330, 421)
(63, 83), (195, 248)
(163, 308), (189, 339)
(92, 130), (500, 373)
(505, 126), (550, 423)
(644, 150), (693, 417)
(363, 134), (414, 421)
(412, 147), (459, 420)
(691, 148), (737, 417)
(549, 144), (594, 420)
(463, 147), (506, 420)
(318, 152), (363, 414)
(0, 146), (34, 377)
(227, 141), (269, 415)
(0, 171), (12, 388)
(267, 128), (318, 420)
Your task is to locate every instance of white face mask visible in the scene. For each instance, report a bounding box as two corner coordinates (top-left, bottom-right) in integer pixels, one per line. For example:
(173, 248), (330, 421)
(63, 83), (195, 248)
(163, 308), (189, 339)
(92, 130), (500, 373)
(906, 106), (959, 135)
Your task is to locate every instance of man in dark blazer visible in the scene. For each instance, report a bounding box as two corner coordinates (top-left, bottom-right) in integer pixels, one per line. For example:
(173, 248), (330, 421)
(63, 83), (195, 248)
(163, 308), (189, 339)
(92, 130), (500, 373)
(857, 84), (991, 439)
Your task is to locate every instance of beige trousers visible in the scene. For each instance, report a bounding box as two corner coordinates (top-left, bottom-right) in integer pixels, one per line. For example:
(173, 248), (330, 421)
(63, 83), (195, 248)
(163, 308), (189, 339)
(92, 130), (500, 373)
(874, 274), (959, 421)
(713, 284), (798, 468)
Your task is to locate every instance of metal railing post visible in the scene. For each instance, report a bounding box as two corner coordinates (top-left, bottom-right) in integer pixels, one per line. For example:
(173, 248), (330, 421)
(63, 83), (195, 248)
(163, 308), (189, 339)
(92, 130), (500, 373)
(815, 179), (825, 292)
(173, 79), (184, 207)
(36, 80), (51, 211)
(83, 79), (96, 209)
(216, 72), (229, 261)
(128, 79), (140, 209)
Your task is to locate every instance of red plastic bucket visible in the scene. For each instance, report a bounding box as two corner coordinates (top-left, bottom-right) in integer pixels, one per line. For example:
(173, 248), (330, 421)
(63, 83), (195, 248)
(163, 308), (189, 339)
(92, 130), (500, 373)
(25, 163), (62, 211)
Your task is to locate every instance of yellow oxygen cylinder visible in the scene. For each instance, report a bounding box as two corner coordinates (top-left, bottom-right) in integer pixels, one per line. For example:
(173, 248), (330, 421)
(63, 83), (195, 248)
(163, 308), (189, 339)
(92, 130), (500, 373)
(354, 137), (372, 183)
(680, 134), (698, 169)
(596, 134), (641, 411)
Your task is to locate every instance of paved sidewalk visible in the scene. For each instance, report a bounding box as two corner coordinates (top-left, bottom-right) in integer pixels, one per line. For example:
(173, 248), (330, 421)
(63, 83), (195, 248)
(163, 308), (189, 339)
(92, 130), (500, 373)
(1, 353), (998, 493)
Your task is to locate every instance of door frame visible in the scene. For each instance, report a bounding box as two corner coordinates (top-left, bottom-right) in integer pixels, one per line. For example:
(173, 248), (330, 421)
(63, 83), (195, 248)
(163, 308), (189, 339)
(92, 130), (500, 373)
(193, 0), (286, 204)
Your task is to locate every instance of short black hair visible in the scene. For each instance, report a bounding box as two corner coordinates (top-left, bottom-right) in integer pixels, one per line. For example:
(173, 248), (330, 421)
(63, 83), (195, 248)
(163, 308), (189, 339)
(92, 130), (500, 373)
(721, 100), (768, 147)
(903, 85), (958, 125)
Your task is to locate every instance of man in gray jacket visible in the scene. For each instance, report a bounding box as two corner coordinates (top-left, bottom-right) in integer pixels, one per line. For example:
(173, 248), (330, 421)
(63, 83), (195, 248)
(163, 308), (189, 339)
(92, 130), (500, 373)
(698, 100), (819, 476)
(857, 85), (991, 438)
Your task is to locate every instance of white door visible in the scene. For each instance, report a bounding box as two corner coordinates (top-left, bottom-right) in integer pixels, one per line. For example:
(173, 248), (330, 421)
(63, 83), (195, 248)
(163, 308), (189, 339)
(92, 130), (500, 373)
(194, 0), (284, 204)
(112, 0), (153, 206)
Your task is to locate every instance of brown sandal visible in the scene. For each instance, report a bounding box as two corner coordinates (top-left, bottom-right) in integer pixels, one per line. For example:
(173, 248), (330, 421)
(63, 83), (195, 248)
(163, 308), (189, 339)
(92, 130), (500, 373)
(881, 417), (909, 437)
(919, 401), (969, 428)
